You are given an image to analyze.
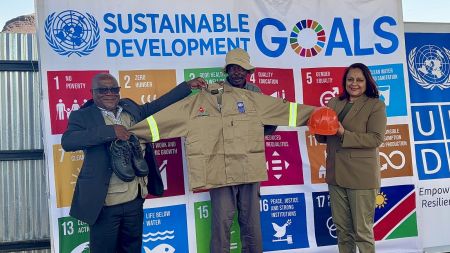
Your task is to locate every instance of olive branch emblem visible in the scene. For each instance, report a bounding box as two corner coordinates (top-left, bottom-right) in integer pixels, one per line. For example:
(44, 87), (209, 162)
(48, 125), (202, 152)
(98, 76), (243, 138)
(408, 47), (450, 90)
(44, 11), (100, 57)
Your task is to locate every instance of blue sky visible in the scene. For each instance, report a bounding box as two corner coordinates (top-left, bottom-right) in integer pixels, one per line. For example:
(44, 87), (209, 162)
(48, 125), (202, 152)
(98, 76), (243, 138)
(402, 0), (450, 23)
(0, 0), (449, 30)
(0, 0), (34, 29)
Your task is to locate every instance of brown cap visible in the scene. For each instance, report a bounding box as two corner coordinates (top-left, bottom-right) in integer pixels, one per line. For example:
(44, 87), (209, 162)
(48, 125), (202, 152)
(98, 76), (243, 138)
(224, 48), (255, 71)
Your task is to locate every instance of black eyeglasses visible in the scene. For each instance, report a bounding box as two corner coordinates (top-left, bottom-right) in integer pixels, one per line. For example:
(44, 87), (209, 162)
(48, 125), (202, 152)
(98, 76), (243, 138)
(92, 87), (121, 94)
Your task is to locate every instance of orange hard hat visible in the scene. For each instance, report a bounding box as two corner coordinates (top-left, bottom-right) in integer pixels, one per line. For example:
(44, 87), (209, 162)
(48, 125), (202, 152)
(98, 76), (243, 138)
(307, 107), (339, 135)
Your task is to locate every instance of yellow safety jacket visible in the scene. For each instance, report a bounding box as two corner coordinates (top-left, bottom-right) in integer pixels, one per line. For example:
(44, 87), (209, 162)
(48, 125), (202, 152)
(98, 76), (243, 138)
(129, 82), (315, 190)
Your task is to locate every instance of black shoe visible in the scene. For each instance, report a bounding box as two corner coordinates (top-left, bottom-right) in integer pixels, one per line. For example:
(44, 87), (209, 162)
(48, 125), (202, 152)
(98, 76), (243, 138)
(128, 135), (149, 177)
(110, 140), (135, 182)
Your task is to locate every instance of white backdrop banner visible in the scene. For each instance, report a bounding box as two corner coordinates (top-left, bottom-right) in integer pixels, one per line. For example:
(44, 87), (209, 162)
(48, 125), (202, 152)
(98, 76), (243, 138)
(36, 0), (424, 252)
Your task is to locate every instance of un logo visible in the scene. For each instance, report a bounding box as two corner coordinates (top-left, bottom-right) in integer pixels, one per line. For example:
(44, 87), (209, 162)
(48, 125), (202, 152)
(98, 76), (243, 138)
(408, 45), (450, 90)
(45, 10), (100, 57)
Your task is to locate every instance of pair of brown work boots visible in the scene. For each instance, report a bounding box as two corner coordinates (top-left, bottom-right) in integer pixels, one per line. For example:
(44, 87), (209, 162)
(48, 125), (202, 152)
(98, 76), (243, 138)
(109, 135), (149, 182)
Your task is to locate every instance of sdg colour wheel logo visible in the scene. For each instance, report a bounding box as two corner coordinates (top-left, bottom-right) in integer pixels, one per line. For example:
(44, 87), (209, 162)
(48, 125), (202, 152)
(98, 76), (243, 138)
(290, 19), (326, 57)
(45, 10), (100, 57)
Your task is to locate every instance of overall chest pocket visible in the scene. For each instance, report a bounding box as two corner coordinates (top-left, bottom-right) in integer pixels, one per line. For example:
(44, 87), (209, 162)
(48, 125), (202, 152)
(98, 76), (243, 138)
(233, 118), (249, 137)
(187, 115), (221, 155)
(231, 117), (249, 153)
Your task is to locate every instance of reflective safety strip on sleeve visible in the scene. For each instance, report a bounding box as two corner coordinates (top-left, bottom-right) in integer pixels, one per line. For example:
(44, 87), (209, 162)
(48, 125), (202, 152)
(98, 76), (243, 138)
(289, 103), (297, 127)
(146, 116), (160, 142)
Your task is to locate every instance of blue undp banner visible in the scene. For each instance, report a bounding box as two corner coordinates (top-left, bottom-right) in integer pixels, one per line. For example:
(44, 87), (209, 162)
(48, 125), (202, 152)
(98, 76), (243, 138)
(406, 32), (450, 181)
(406, 30), (450, 250)
(405, 33), (450, 103)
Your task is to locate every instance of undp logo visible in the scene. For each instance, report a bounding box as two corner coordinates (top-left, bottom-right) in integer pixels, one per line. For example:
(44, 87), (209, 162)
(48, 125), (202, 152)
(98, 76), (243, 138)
(45, 10), (100, 57)
(408, 45), (450, 90)
(290, 19), (326, 57)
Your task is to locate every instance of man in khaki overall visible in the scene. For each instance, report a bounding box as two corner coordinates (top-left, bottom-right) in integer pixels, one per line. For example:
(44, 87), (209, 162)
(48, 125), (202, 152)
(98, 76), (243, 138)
(128, 65), (316, 252)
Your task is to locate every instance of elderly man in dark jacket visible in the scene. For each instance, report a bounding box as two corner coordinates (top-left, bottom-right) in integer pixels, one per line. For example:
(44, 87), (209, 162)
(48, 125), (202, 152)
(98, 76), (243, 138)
(61, 73), (205, 253)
